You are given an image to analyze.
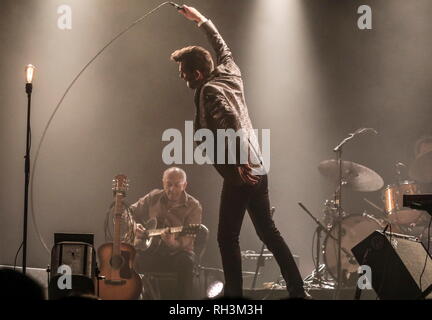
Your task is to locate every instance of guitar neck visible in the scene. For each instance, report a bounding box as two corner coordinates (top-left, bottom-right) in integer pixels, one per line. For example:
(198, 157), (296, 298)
(113, 193), (124, 256)
(147, 226), (183, 238)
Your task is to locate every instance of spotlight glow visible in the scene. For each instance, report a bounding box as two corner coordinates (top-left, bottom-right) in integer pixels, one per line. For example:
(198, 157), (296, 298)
(206, 281), (224, 299)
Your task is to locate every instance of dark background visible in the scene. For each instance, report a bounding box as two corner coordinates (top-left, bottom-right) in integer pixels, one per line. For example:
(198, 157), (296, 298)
(1, 0), (431, 283)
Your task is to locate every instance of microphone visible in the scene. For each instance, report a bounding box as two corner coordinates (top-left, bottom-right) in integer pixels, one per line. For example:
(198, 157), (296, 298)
(169, 2), (183, 10)
(334, 127), (378, 152)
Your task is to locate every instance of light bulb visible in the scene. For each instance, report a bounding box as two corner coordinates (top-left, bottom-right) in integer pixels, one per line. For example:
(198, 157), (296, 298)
(25, 64), (35, 84)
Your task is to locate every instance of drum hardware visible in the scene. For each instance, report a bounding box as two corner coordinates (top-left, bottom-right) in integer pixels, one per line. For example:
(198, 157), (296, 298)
(298, 202), (358, 289)
(302, 264), (335, 289)
(322, 199), (341, 230)
(395, 162), (407, 182)
(363, 198), (386, 216)
(320, 127), (380, 299)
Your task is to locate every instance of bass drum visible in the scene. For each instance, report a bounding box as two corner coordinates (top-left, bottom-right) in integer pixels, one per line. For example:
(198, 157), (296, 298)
(323, 213), (384, 282)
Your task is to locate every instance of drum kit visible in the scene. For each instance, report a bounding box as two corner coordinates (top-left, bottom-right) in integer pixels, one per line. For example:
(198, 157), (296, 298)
(304, 149), (432, 289)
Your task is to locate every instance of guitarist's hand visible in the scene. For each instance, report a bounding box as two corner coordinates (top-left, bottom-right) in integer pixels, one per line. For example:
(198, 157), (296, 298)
(161, 229), (180, 250)
(135, 223), (146, 240)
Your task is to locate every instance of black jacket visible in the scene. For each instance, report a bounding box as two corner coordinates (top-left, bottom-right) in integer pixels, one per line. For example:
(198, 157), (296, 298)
(194, 20), (264, 185)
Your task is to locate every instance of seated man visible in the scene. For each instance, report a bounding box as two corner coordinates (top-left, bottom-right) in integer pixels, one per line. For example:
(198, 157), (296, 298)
(130, 167), (202, 300)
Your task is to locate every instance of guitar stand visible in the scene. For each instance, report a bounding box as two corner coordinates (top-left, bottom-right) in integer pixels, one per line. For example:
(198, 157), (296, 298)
(95, 266), (105, 299)
(46, 264), (51, 299)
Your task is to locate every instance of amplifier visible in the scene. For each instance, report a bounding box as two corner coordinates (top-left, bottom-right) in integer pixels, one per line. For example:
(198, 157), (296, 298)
(241, 249), (300, 289)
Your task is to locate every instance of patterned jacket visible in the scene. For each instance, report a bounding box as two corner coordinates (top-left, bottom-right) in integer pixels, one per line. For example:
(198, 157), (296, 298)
(194, 20), (264, 185)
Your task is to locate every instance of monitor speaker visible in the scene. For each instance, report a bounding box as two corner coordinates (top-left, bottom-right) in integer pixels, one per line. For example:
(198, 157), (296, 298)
(49, 233), (96, 299)
(351, 231), (432, 300)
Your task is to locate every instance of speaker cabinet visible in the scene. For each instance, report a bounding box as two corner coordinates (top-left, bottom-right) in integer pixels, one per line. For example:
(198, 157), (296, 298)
(49, 241), (96, 299)
(352, 231), (432, 300)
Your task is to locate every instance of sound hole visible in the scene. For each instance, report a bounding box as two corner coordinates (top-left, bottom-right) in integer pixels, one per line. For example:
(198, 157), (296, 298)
(110, 255), (124, 269)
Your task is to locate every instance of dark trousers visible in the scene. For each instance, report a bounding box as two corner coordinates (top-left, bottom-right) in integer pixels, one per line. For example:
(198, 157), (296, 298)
(136, 250), (195, 300)
(217, 175), (305, 298)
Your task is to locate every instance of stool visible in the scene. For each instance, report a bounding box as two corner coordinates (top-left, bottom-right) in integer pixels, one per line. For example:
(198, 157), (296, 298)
(139, 224), (210, 300)
(140, 272), (178, 300)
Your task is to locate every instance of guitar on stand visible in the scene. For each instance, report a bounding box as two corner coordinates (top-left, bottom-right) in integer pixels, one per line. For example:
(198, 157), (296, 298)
(97, 174), (142, 300)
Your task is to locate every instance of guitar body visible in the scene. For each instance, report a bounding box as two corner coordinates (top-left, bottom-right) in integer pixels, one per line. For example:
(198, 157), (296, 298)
(134, 217), (161, 253)
(98, 242), (142, 300)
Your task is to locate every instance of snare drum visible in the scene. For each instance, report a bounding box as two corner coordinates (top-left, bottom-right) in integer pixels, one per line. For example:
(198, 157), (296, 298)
(382, 181), (423, 225)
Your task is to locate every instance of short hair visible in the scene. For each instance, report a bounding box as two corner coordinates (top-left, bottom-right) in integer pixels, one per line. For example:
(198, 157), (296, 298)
(163, 167), (187, 182)
(170, 46), (214, 77)
(414, 135), (432, 157)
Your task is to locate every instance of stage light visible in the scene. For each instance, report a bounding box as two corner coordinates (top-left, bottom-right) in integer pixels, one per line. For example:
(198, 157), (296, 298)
(25, 64), (35, 84)
(22, 63), (36, 274)
(206, 280), (224, 299)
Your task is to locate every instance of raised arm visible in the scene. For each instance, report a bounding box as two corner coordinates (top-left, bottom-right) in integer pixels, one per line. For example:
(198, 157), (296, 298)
(178, 5), (233, 66)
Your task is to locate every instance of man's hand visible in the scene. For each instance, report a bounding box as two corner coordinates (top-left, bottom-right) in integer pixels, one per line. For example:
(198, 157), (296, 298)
(238, 164), (260, 186)
(135, 223), (146, 240)
(177, 5), (207, 24)
(161, 229), (180, 249)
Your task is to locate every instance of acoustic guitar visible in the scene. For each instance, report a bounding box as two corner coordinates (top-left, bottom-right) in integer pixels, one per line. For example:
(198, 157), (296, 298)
(134, 217), (201, 253)
(97, 174), (142, 300)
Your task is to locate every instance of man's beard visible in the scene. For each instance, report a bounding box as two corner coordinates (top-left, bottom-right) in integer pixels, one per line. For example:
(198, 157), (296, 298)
(187, 79), (201, 89)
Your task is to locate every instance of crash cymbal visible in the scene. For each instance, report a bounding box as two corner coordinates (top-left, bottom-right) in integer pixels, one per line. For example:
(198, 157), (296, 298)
(409, 150), (432, 183)
(318, 159), (384, 192)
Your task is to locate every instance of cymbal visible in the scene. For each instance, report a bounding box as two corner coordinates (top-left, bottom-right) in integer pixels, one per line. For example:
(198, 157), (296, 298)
(409, 150), (432, 183)
(318, 159), (384, 192)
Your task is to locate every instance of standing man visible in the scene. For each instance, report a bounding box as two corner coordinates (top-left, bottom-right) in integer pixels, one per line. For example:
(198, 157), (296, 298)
(170, 6), (306, 298)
